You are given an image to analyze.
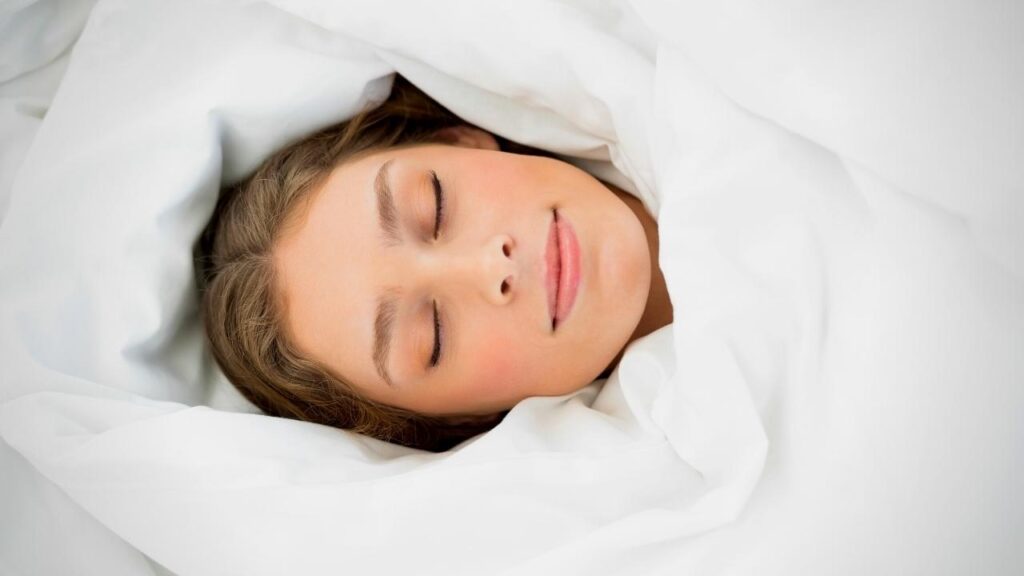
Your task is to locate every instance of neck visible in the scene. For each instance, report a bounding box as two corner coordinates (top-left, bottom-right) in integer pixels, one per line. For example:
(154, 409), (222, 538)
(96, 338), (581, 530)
(599, 184), (673, 378)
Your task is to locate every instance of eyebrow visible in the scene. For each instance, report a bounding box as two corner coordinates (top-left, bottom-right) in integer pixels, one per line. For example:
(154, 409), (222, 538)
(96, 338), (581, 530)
(373, 160), (401, 388)
(373, 290), (399, 388)
(376, 159), (402, 246)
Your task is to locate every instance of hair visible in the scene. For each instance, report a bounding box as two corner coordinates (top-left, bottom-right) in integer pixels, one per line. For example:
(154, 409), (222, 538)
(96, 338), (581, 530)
(197, 75), (545, 452)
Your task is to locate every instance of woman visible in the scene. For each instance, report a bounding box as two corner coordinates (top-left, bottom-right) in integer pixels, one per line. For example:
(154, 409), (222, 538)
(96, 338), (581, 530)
(198, 75), (673, 451)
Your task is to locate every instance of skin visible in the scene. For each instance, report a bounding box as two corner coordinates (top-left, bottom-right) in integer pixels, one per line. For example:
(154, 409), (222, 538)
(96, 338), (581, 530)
(274, 126), (671, 417)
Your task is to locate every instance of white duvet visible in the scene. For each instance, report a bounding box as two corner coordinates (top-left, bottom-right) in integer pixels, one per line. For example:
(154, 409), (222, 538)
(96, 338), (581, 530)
(1, 1), (1021, 574)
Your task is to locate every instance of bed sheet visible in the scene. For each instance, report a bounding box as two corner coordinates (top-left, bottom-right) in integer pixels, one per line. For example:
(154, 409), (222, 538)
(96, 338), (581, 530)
(0, 3), (172, 575)
(1, 1), (1021, 575)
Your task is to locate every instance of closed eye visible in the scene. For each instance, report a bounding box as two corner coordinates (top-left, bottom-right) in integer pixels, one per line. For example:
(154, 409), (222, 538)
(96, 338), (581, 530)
(431, 170), (444, 239)
(428, 170), (446, 370)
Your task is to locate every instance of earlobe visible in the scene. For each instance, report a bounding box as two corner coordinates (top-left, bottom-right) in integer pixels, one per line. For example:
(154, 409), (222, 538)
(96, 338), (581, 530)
(433, 125), (500, 151)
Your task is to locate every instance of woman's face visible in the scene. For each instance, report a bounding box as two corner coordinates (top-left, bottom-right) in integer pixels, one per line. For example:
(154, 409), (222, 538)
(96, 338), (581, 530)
(273, 128), (651, 416)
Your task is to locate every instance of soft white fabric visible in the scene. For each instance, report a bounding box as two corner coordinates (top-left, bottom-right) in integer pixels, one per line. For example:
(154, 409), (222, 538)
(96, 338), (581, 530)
(1, 0), (1021, 575)
(0, 3), (169, 575)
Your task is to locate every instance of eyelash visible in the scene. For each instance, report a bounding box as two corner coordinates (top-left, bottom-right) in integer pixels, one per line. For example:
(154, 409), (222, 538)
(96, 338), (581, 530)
(429, 170), (445, 368)
(431, 170), (445, 239)
(430, 299), (443, 368)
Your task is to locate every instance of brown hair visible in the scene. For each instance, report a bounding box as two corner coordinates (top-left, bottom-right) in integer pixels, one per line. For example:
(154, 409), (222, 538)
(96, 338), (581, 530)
(197, 76), (540, 451)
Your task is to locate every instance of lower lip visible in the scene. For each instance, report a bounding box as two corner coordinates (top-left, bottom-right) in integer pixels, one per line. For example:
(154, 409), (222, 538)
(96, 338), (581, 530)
(545, 211), (581, 328)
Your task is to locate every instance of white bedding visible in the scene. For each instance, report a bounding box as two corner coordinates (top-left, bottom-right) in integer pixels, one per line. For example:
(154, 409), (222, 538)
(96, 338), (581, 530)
(1, 1), (1021, 575)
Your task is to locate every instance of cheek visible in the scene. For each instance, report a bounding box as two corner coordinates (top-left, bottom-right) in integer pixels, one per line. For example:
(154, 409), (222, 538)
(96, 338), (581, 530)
(472, 155), (539, 204)
(468, 333), (536, 396)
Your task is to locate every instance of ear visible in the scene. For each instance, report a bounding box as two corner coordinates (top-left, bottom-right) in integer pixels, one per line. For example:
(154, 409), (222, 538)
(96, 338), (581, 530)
(433, 125), (501, 150)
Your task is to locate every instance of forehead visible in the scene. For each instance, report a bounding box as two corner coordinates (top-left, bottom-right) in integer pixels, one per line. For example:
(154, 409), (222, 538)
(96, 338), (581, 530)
(272, 151), (388, 388)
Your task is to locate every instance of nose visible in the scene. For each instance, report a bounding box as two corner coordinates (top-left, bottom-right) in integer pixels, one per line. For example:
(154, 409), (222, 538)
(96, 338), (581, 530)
(432, 234), (517, 305)
(477, 234), (517, 304)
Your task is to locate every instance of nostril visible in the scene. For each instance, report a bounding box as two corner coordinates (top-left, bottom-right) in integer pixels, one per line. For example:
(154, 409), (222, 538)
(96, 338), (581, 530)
(502, 242), (511, 257)
(501, 278), (511, 295)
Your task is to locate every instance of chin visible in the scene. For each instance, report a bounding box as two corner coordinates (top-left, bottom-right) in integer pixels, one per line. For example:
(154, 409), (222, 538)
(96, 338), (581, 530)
(605, 207), (652, 336)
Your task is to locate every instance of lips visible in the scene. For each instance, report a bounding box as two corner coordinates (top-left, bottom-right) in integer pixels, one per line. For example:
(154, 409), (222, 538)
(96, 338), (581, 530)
(544, 209), (581, 330)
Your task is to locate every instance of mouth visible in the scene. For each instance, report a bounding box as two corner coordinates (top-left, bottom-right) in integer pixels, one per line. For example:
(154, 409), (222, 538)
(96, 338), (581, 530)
(545, 209), (581, 330)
